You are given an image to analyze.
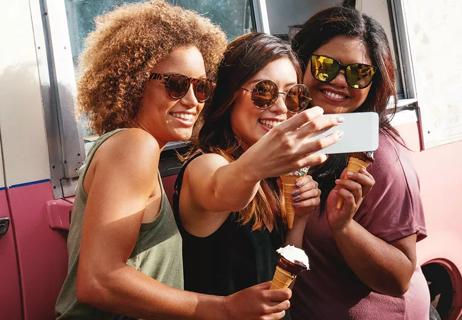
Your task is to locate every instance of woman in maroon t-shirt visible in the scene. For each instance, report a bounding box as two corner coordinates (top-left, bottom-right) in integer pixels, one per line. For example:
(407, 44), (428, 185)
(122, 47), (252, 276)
(290, 6), (430, 319)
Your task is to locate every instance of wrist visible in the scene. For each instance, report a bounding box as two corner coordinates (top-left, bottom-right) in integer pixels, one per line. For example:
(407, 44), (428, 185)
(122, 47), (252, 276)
(293, 209), (310, 224)
(331, 219), (355, 237)
(220, 295), (233, 320)
(236, 152), (263, 183)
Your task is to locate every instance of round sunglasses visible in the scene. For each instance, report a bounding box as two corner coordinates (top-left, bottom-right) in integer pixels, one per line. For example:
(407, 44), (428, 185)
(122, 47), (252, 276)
(241, 80), (312, 113)
(310, 54), (376, 89)
(150, 73), (214, 102)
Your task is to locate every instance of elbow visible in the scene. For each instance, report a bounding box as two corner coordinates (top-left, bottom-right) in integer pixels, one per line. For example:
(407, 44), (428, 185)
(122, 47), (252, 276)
(379, 276), (411, 297)
(389, 281), (410, 297)
(212, 190), (250, 212)
(76, 277), (96, 305)
(76, 273), (106, 306)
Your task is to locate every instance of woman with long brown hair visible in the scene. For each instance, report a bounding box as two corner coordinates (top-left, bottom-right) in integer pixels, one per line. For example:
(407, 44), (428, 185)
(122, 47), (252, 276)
(174, 32), (341, 311)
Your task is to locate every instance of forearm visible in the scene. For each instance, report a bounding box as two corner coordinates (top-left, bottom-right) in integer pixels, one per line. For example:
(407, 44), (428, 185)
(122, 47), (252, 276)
(208, 157), (261, 212)
(332, 221), (414, 296)
(285, 212), (310, 248)
(78, 265), (227, 320)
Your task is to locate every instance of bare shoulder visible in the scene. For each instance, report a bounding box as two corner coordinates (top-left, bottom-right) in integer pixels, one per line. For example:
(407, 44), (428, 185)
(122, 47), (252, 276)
(97, 128), (159, 161)
(91, 128), (161, 182)
(185, 152), (231, 178)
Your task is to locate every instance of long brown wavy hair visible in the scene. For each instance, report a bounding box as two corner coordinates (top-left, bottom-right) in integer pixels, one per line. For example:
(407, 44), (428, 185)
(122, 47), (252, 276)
(77, 0), (226, 135)
(191, 32), (303, 230)
(291, 6), (401, 209)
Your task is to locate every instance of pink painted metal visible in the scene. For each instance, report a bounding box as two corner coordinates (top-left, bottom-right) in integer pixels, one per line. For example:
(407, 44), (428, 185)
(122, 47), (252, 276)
(7, 182), (68, 320)
(0, 189), (22, 320)
(46, 198), (74, 231)
(399, 122), (462, 320)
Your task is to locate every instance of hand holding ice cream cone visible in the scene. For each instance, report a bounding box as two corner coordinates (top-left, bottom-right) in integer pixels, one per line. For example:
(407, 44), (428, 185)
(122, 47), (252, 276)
(280, 167), (310, 229)
(336, 152), (374, 209)
(271, 245), (309, 289)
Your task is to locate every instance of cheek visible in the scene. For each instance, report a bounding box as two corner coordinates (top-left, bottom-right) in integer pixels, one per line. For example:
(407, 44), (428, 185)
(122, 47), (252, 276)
(353, 87), (371, 106)
(196, 102), (205, 114)
(303, 71), (320, 93)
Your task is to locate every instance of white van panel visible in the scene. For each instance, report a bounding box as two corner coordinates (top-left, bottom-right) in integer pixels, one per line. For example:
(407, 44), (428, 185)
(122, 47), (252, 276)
(0, 0), (51, 187)
(404, 0), (462, 148)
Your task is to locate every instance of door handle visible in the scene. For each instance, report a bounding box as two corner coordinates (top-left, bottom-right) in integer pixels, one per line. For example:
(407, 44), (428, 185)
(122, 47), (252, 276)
(0, 217), (10, 238)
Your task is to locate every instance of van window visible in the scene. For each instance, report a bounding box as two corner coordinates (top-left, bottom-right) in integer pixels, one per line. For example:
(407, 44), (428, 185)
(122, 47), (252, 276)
(65, 0), (256, 68)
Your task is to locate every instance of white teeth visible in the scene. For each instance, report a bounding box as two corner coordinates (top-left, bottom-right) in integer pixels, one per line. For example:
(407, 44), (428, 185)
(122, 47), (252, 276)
(171, 113), (195, 121)
(323, 90), (345, 101)
(259, 119), (282, 129)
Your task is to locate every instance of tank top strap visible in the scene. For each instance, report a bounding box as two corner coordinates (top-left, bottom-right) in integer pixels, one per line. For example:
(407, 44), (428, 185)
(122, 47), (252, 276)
(172, 151), (203, 217)
(76, 129), (125, 201)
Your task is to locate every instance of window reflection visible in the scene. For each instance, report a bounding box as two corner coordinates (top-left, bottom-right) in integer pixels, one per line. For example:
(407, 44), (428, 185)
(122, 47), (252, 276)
(65, 0), (255, 68)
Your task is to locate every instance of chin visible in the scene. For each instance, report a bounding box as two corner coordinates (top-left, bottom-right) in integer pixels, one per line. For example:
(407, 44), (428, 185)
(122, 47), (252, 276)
(171, 129), (193, 142)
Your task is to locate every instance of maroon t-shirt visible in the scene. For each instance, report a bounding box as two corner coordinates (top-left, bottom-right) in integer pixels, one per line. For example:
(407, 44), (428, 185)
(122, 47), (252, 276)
(291, 131), (429, 320)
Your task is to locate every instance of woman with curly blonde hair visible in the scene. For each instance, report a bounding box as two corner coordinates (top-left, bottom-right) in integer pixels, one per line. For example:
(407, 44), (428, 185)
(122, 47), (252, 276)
(55, 2), (292, 319)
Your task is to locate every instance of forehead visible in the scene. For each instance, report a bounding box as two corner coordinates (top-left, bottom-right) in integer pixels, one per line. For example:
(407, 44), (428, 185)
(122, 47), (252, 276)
(153, 45), (206, 76)
(314, 35), (372, 65)
(246, 57), (298, 86)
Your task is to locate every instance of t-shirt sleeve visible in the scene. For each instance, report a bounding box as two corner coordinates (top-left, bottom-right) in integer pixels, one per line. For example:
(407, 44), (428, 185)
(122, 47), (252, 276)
(354, 133), (427, 243)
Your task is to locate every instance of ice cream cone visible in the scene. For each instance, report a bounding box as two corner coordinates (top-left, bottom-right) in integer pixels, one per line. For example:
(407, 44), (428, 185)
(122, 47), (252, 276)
(270, 261), (297, 289)
(270, 246), (308, 289)
(336, 152), (374, 209)
(281, 175), (298, 229)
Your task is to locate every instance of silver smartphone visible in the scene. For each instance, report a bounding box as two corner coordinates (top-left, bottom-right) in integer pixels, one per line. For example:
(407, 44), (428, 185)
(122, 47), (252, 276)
(313, 112), (379, 154)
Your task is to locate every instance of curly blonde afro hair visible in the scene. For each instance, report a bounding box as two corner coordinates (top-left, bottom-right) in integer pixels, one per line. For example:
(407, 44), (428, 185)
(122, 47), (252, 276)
(77, 0), (227, 135)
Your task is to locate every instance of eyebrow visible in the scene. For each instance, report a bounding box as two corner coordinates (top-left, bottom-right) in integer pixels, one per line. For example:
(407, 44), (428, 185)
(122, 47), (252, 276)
(247, 79), (298, 88)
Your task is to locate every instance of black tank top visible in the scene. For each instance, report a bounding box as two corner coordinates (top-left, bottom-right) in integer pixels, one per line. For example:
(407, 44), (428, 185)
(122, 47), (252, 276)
(173, 154), (286, 295)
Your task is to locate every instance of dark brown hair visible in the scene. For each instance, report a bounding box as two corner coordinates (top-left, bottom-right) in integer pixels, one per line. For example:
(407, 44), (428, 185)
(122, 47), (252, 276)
(193, 32), (302, 230)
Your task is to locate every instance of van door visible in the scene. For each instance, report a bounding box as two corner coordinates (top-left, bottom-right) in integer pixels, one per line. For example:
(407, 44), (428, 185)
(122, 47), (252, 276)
(0, 134), (22, 319)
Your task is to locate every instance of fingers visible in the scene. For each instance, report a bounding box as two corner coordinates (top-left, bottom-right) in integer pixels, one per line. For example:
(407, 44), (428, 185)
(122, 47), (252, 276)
(256, 281), (272, 290)
(276, 106), (324, 132)
(335, 179), (363, 204)
(293, 196), (320, 208)
(262, 310), (286, 320)
(261, 303), (289, 320)
(347, 168), (375, 186)
(295, 152), (329, 169)
(293, 176), (318, 194)
(299, 129), (343, 158)
(342, 168), (375, 196)
(265, 287), (292, 302)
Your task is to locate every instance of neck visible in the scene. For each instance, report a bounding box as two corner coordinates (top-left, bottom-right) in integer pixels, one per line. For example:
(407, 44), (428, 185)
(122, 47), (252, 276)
(132, 120), (167, 149)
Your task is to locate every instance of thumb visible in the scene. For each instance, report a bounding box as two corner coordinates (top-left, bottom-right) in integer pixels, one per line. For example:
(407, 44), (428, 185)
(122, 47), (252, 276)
(258, 281), (272, 290)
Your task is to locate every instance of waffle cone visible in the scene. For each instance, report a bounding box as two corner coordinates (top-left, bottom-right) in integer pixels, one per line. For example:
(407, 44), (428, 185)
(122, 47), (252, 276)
(336, 156), (372, 209)
(270, 265), (297, 289)
(281, 175), (298, 229)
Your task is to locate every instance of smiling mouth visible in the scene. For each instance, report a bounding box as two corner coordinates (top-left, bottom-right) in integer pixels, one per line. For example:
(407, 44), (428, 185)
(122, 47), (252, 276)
(321, 89), (348, 102)
(259, 119), (283, 130)
(170, 112), (195, 120)
(169, 112), (197, 126)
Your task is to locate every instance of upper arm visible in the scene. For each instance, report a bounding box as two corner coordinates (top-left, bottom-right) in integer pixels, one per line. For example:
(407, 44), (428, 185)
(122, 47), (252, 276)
(78, 130), (160, 278)
(179, 154), (233, 236)
(391, 233), (417, 269)
(182, 153), (231, 211)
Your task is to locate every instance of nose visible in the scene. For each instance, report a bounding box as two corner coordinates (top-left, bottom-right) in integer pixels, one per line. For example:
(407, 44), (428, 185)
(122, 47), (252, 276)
(268, 93), (288, 114)
(180, 83), (199, 108)
(329, 69), (348, 88)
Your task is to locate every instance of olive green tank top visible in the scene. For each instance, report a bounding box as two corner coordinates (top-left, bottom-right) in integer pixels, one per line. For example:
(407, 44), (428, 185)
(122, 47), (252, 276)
(55, 129), (183, 320)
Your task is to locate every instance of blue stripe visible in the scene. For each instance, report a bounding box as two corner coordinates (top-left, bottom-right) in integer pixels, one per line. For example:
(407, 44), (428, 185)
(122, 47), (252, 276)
(9, 179), (51, 189)
(0, 186), (5, 191)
